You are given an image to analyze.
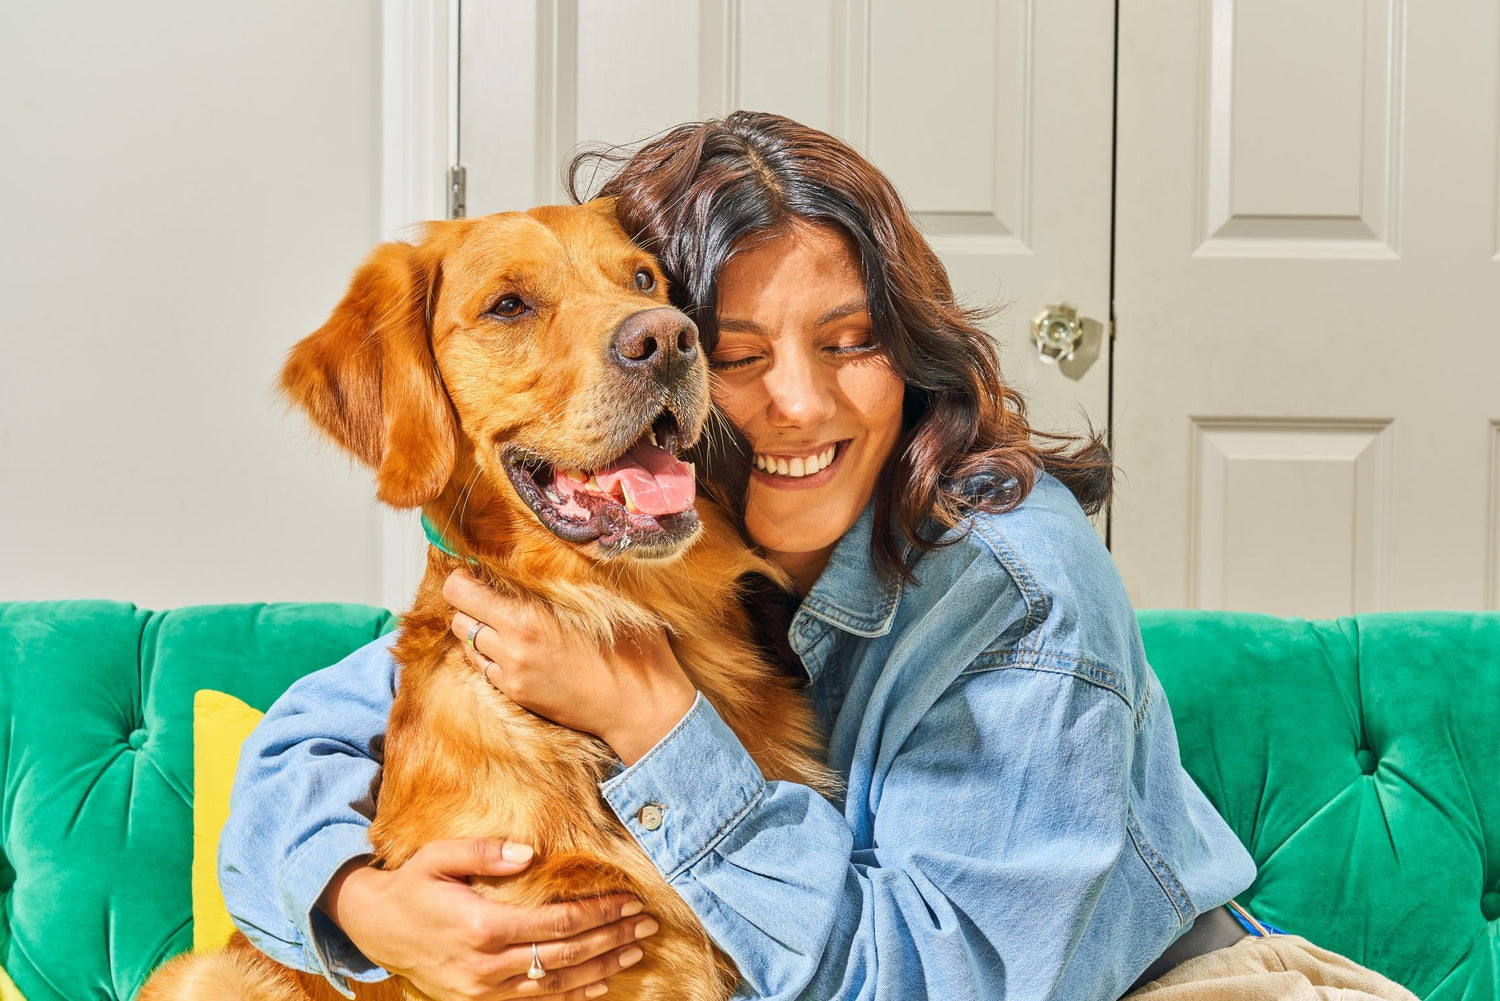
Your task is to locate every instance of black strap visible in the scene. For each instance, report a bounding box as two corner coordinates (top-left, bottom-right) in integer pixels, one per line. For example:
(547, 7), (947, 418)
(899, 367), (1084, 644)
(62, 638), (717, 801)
(1128, 905), (1249, 994)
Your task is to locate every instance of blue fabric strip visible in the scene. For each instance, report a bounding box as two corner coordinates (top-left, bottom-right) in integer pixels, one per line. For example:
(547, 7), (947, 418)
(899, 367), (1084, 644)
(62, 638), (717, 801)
(1229, 901), (1284, 937)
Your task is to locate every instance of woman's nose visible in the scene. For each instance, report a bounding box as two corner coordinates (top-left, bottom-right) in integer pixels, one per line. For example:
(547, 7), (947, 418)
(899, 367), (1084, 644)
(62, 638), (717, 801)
(763, 354), (837, 427)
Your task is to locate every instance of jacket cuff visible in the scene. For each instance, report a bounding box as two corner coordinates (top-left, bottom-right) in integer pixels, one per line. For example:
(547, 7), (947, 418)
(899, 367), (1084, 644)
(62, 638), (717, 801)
(278, 821), (391, 996)
(600, 693), (766, 881)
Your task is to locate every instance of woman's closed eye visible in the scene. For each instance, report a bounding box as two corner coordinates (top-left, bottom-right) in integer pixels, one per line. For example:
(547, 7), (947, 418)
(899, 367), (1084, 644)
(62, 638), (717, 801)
(819, 325), (881, 361)
(824, 339), (878, 358)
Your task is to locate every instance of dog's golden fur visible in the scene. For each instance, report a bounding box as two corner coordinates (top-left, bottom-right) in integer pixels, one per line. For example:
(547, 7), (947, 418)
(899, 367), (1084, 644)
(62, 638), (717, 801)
(141, 202), (832, 1001)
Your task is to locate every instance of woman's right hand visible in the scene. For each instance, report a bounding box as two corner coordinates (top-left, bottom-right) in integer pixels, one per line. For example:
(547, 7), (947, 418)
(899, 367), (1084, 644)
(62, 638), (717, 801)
(318, 838), (657, 1000)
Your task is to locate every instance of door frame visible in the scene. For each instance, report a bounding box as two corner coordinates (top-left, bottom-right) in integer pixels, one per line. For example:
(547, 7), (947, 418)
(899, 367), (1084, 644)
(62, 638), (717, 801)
(378, 0), (459, 611)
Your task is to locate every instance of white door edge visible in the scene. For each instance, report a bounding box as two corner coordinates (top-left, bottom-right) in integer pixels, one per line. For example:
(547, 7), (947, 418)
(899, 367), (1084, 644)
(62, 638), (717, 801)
(378, 0), (458, 613)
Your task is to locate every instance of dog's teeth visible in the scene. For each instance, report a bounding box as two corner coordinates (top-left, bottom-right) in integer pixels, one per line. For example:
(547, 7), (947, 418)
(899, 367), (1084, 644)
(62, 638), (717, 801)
(687, 461), (696, 478)
(648, 430), (658, 446)
(561, 468), (585, 482)
(587, 475), (601, 490)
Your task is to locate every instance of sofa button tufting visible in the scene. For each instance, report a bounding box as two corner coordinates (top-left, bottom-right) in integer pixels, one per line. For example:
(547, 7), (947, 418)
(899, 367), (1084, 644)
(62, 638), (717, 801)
(1355, 748), (1377, 775)
(127, 728), (147, 750)
(0, 862), (13, 893)
(1483, 892), (1500, 922)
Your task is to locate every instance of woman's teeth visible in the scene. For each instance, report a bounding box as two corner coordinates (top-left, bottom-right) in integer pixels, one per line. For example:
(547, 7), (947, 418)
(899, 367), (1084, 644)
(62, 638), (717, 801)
(753, 445), (837, 478)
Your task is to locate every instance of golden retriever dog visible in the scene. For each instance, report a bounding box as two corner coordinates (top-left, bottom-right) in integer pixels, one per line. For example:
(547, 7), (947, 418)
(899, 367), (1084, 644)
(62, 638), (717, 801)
(140, 201), (832, 1001)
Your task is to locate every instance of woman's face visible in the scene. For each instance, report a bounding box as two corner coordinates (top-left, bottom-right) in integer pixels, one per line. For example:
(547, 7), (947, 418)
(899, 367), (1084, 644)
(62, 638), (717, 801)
(709, 221), (906, 586)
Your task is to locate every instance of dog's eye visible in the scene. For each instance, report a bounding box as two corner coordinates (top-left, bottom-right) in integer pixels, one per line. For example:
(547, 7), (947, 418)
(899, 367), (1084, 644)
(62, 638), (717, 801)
(489, 296), (527, 319)
(634, 269), (656, 292)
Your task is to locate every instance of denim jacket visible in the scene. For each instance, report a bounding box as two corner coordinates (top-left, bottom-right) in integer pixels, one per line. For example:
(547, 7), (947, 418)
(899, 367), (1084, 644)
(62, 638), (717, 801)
(219, 473), (1255, 999)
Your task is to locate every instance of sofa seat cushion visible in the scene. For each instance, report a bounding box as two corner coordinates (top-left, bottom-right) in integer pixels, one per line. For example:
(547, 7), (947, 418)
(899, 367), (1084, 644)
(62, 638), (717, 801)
(0, 601), (395, 1001)
(1140, 611), (1500, 1001)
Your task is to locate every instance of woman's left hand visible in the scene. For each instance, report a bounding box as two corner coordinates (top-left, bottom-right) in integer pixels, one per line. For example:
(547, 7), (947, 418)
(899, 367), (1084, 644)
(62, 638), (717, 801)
(444, 569), (697, 765)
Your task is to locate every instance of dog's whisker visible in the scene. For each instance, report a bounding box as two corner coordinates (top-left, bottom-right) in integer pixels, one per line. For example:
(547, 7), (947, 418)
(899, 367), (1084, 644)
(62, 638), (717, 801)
(705, 406), (746, 459)
(446, 463), (483, 543)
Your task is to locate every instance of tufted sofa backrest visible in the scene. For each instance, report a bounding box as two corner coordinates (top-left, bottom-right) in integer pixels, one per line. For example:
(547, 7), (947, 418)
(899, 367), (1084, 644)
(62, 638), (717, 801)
(1139, 611), (1500, 1001)
(0, 601), (396, 1001)
(0, 603), (1495, 999)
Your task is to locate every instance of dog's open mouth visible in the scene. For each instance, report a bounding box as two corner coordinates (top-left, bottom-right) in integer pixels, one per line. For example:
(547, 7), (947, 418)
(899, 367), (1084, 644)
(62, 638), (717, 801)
(502, 411), (701, 557)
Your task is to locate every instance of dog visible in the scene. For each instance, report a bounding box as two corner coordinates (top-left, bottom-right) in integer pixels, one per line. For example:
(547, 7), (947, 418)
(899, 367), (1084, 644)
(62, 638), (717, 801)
(139, 200), (834, 1000)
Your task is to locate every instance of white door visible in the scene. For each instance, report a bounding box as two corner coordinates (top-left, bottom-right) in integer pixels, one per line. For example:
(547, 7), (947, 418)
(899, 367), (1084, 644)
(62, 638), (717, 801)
(457, 0), (1116, 463)
(1112, 0), (1500, 614)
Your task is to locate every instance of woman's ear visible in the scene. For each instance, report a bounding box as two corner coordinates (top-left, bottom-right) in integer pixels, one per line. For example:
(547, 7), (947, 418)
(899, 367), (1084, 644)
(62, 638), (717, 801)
(280, 234), (458, 508)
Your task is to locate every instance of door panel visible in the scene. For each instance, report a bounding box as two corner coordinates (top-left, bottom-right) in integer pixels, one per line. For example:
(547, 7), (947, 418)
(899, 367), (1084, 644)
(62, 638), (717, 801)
(459, 0), (1115, 455)
(1189, 420), (1394, 618)
(1113, 0), (1500, 612)
(1200, 0), (1402, 255)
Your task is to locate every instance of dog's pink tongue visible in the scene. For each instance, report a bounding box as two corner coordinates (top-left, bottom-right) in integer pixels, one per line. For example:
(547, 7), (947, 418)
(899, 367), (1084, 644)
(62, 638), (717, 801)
(594, 443), (695, 516)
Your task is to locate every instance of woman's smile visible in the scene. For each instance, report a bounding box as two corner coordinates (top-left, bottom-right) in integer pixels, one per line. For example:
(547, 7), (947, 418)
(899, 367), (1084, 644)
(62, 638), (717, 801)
(750, 440), (845, 487)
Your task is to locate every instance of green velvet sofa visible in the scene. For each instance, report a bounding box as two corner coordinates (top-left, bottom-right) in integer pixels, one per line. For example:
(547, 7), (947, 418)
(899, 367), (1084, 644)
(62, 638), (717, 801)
(0, 601), (1495, 1000)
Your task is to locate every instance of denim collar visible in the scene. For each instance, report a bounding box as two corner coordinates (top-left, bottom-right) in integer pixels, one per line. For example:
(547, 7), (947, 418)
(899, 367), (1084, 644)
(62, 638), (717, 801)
(795, 500), (902, 640)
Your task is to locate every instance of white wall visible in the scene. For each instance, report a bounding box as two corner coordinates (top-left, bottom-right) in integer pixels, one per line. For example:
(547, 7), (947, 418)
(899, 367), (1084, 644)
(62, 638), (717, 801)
(0, 1), (391, 607)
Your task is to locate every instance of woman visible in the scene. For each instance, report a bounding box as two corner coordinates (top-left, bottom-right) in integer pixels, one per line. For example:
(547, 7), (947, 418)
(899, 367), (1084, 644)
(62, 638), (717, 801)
(220, 112), (1413, 1001)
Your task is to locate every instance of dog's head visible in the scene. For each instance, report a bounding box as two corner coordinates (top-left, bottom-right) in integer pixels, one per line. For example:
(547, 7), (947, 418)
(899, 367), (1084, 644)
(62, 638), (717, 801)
(282, 200), (709, 561)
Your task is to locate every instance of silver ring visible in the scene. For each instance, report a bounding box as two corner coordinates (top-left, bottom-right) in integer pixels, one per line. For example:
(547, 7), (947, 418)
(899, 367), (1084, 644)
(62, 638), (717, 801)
(465, 621), (484, 649)
(478, 656), (499, 689)
(527, 941), (546, 980)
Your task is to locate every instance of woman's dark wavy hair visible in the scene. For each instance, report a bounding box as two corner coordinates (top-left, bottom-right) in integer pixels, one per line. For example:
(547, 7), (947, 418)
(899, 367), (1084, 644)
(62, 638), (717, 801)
(568, 111), (1112, 584)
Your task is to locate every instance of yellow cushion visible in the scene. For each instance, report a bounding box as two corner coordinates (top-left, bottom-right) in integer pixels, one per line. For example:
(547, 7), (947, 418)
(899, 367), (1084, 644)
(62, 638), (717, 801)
(0, 965), (27, 1001)
(192, 689), (266, 951)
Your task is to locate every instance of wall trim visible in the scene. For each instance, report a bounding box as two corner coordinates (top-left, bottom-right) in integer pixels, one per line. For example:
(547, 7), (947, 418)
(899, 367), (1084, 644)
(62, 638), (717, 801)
(379, 0), (457, 611)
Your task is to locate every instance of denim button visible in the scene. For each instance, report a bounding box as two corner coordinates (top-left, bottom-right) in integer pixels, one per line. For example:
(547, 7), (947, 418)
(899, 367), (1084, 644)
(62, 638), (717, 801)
(638, 803), (664, 831)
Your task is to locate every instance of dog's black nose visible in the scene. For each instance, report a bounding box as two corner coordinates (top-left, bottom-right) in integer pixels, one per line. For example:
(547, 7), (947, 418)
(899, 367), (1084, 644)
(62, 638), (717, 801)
(610, 308), (698, 378)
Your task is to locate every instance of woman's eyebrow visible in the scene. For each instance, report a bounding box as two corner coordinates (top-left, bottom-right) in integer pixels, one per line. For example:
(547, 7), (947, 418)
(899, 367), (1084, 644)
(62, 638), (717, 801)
(816, 300), (869, 326)
(717, 300), (868, 335)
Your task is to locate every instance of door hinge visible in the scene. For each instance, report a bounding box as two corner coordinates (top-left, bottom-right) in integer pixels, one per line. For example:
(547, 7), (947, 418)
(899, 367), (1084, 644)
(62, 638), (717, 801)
(448, 165), (467, 219)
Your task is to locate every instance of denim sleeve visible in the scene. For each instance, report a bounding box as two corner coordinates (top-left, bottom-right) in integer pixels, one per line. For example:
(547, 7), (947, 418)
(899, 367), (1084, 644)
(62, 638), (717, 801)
(217, 635), (399, 997)
(601, 667), (1142, 1001)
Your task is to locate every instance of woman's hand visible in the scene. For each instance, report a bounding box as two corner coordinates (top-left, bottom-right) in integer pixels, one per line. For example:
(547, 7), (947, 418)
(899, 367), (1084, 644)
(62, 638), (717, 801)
(319, 838), (657, 1000)
(443, 570), (697, 765)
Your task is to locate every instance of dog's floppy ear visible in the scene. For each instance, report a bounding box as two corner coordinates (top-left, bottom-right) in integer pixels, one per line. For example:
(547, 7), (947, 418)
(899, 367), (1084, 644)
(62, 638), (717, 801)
(582, 195), (618, 220)
(281, 236), (458, 508)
